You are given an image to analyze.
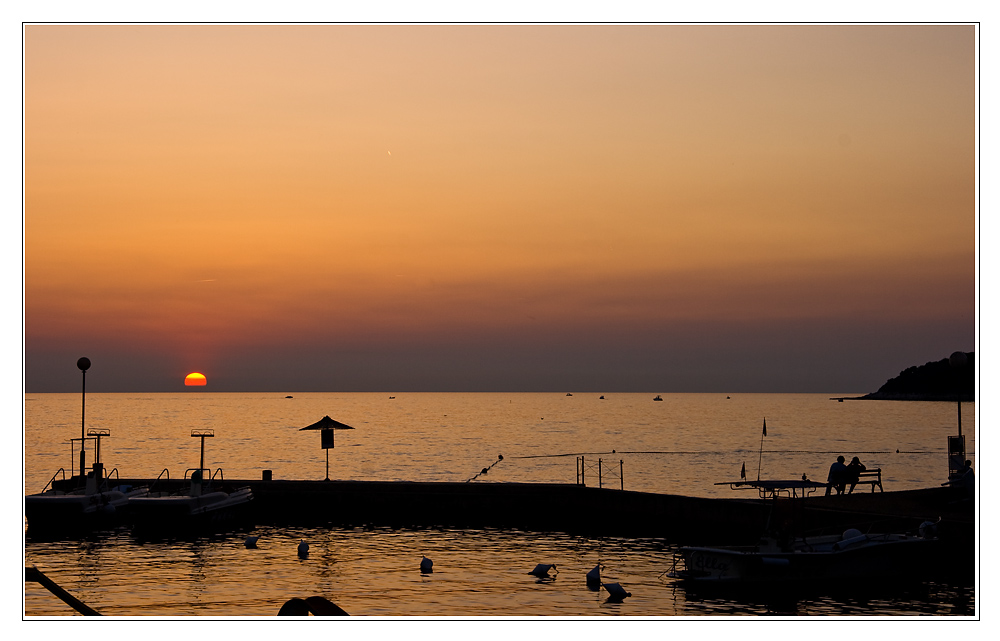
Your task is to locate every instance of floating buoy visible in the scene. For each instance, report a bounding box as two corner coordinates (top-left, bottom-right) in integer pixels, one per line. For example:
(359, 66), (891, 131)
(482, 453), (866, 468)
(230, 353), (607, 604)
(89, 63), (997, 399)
(603, 582), (631, 601)
(297, 540), (309, 558)
(586, 564), (601, 587)
(529, 563), (556, 577)
(245, 535), (259, 549)
(420, 556), (433, 573)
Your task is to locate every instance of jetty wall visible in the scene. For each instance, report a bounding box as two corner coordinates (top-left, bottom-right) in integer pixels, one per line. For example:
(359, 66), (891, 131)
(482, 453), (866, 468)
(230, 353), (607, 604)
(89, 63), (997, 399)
(100, 477), (973, 548)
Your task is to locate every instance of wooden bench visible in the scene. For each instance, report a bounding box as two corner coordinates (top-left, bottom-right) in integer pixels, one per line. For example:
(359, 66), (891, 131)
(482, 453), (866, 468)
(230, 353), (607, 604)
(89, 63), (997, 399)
(850, 468), (883, 493)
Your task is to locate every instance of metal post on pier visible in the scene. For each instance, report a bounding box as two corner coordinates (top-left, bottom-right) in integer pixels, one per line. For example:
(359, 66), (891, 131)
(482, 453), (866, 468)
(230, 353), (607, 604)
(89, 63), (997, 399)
(88, 429), (109, 482)
(599, 458), (603, 489)
(191, 429), (214, 472)
(620, 459), (624, 491)
(581, 456), (585, 486)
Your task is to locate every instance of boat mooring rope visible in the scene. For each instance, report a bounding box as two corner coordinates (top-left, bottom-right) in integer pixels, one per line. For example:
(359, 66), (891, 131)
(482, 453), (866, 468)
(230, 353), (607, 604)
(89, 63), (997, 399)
(512, 449), (937, 458)
(466, 454), (504, 482)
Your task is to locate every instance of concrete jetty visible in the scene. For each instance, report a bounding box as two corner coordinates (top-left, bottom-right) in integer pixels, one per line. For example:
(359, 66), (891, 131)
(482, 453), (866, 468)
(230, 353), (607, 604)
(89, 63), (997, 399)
(95, 477), (973, 550)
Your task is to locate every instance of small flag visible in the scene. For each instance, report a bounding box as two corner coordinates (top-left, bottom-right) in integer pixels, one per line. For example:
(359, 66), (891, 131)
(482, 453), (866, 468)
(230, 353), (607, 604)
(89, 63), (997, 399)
(740, 462), (746, 479)
(762, 417), (767, 437)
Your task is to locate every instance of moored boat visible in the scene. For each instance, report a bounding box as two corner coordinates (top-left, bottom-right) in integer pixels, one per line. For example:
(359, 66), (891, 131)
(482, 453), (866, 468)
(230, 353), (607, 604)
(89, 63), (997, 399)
(26, 464), (148, 535)
(26, 423), (148, 536)
(25, 359), (149, 536)
(128, 430), (254, 537)
(129, 475), (254, 537)
(669, 524), (941, 584)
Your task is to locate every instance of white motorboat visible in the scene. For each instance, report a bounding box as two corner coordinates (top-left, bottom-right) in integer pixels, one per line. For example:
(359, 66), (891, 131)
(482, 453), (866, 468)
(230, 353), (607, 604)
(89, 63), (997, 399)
(26, 422), (147, 535)
(129, 476), (254, 536)
(128, 430), (254, 536)
(25, 360), (149, 535)
(25, 464), (148, 535)
(669, 524), (941, 584)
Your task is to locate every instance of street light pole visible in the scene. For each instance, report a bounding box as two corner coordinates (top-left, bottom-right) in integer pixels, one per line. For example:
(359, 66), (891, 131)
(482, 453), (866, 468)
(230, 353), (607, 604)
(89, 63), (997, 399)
(77, 357), (91, 479)
(948, 352), (968, 480)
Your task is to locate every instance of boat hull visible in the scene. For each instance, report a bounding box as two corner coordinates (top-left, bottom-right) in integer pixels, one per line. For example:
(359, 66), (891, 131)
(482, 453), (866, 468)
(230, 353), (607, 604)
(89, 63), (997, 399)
(25, 486), (147, 536)
(129, 487), (254, 537)
(674, 533), (941, 584)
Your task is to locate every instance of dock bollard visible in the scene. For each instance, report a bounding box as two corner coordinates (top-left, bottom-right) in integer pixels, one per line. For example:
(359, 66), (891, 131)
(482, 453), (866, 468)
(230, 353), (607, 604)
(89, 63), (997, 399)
(262, 470), (272, 481)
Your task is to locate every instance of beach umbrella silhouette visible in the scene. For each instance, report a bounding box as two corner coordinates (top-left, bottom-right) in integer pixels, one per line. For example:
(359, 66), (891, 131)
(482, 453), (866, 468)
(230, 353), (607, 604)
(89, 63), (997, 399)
(299, 415), (356, 432)
(299, 416), (356, 480)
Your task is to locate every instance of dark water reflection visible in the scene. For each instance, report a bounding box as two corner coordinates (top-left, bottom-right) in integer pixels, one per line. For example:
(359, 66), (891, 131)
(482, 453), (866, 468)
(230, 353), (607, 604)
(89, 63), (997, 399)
(676, 578), (976, 617)
(24, 525), (973, 617)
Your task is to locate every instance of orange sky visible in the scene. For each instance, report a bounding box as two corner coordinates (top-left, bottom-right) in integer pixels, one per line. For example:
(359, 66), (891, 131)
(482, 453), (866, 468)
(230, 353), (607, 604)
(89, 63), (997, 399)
(23, 25), (976, 392)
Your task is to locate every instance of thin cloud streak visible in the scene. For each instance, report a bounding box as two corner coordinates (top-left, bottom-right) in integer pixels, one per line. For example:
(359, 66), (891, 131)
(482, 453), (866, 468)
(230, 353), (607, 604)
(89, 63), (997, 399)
(23, 24), (975, 392)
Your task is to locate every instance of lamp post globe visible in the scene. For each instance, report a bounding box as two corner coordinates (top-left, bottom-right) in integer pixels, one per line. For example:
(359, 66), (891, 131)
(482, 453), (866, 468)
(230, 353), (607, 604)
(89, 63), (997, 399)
(77, 357), (91, 372)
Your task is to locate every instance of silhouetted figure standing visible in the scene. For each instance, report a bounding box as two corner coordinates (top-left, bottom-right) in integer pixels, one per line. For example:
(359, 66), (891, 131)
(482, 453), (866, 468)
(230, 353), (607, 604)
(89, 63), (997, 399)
(825, 455), (848, 496)
(946, 460), (975, 498)
(845, 456), (867, 494)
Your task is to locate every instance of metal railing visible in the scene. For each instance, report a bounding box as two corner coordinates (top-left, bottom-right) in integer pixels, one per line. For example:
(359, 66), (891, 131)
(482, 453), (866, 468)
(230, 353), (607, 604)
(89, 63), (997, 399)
(40, 468), (66, 493)
(149, 468), (170, 494)
(576, 456), (625, 490)
(98, 467), (121, 492)
(183, 467), (224, 480)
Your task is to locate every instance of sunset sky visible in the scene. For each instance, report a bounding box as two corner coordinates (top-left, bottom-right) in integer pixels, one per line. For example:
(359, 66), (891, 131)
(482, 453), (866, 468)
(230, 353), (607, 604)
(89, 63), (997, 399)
(22, 24), (976, 393)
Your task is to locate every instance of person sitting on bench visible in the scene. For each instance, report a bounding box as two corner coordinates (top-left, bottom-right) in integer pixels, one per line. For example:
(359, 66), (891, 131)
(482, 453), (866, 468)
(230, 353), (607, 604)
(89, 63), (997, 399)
(845, 456), (867, 494)
(826, 456), (848, 495)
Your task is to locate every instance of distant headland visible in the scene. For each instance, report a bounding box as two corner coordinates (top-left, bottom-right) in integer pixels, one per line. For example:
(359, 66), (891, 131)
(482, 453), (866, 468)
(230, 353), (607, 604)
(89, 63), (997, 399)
(851, 351), (975, 402)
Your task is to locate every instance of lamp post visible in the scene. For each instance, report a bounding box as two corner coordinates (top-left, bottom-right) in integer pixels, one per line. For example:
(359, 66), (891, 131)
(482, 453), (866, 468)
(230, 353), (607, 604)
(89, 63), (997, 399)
(948, 351), (968, 480)
(77, 357), (91, 479)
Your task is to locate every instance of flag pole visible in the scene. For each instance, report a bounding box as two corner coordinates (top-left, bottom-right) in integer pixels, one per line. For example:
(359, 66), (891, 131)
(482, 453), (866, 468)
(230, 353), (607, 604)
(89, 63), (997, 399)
(757, 417), (766, 481)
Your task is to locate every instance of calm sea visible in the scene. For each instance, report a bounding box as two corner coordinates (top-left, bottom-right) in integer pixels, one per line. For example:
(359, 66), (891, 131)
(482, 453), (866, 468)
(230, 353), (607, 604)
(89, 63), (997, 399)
(23, 392), (976, 617)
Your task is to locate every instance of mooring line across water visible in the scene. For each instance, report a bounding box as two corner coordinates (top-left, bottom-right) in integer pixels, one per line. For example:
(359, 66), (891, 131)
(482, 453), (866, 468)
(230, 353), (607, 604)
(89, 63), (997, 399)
(512, 449), (936, 459)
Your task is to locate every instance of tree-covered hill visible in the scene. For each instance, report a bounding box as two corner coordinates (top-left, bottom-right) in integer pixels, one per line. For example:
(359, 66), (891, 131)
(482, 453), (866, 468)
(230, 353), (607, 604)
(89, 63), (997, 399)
(862, 351), (974, 401)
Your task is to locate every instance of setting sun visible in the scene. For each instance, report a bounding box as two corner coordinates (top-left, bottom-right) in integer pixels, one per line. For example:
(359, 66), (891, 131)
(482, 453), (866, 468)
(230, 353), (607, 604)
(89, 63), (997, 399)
(22, 25), (974, 394)
(184, 372), (207, 386)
